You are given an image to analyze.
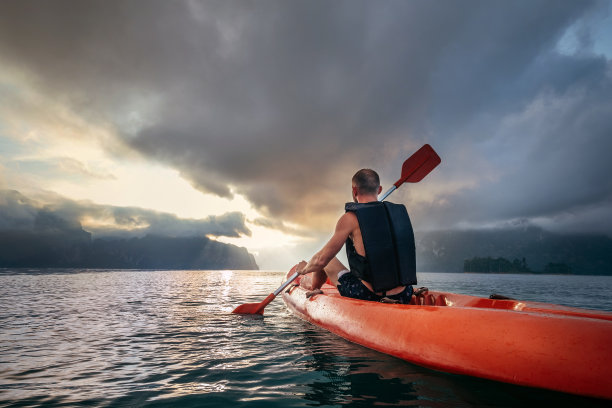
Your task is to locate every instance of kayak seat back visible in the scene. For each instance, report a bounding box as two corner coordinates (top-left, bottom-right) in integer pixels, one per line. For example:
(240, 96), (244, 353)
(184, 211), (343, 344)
(435, 294), (448, 306)
(409, 293), (448, 306)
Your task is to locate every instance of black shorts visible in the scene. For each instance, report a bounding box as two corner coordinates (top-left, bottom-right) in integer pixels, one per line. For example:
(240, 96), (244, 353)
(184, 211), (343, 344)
(337, 272), (413, 304)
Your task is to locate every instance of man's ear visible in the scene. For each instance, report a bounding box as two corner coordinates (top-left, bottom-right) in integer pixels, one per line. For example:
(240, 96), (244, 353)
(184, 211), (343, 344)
(378, 186), (383, 195)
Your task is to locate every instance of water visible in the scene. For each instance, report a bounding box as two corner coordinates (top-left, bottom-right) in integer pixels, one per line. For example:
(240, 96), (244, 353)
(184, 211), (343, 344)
(1, 270), (611, 408)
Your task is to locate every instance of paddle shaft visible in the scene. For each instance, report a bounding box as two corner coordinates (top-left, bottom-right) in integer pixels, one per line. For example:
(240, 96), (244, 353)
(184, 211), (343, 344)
(274, 271), (299, 296)
(378, 185), (397, 202)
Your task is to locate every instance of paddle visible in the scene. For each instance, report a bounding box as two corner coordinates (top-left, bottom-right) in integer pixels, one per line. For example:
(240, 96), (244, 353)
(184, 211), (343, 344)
(231, 265), (301, 315)
(232, 144), (441, 315)
(378, 144), (441, 201)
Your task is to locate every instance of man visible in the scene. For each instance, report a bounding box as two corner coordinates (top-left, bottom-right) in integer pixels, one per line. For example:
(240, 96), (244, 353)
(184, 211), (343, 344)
(295, 168), (416, 304)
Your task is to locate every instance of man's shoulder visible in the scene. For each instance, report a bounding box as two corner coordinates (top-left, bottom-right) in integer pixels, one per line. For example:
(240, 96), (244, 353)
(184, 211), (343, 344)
(338, 211), (358, 228)
(340, 211), (358, 221)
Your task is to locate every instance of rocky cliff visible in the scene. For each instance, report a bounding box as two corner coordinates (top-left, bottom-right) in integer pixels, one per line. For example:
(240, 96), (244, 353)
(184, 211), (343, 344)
(0, 197), (258, 270)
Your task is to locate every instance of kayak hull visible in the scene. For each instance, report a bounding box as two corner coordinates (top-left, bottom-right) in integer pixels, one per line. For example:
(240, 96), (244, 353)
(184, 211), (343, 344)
(282, 277), (612, 400)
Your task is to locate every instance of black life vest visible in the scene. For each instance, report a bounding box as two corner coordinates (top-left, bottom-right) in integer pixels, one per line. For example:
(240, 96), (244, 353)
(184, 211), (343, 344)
(345, 201), (417, 292)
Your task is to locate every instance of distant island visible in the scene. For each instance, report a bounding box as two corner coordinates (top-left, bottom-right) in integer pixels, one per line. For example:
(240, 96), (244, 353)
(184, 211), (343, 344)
(463, 256), (572, 274)
(417, 226), (612, 275)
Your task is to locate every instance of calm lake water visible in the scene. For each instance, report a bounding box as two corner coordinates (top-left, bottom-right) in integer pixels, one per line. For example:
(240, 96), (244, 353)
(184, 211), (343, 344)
(1, 269), (611, 408)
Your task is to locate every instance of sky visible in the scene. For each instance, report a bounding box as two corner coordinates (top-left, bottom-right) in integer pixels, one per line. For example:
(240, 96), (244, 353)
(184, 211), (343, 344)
(1, 0), (611, 270)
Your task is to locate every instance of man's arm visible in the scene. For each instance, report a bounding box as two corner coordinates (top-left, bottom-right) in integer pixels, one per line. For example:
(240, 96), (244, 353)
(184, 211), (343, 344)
(296, 212), (356, 275)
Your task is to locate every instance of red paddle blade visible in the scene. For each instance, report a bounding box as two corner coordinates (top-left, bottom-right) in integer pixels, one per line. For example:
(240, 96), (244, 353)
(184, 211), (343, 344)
(232, 293), (276, 315)
(395, 144), (441, 187)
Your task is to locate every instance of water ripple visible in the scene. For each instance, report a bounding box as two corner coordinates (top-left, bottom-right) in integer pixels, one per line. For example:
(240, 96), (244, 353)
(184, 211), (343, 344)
(1, 270), (610, 407)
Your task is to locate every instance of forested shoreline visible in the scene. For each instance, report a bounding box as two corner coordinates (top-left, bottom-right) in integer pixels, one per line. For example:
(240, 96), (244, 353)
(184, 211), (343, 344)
(463, 256), (572, 274)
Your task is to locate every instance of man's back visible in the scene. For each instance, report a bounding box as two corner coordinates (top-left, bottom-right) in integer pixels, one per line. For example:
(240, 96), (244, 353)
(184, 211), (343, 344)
(344, 201), (416, 295)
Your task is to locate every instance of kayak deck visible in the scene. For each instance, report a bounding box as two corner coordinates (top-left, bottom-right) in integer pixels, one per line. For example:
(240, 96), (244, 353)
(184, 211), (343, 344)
(282, 277), (612, 400)
(411, 287), (612, 322)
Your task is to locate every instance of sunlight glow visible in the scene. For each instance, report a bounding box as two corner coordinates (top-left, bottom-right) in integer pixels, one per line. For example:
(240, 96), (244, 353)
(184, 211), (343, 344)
(0, 66), (305, 266)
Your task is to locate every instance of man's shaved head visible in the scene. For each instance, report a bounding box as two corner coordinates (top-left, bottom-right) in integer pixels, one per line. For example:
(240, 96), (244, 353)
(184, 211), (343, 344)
(352, 169), (380, 195)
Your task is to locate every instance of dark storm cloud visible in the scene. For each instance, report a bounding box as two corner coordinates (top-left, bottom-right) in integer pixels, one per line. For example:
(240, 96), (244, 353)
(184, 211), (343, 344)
(0, 190), (251, 238)
(419, 54), (612, 233)
(251, 217), (310, 238)
(1, 0), (611, 234)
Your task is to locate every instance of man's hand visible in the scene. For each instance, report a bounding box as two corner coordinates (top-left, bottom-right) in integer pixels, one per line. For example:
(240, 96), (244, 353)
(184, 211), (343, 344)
(294, 261), (308, 275)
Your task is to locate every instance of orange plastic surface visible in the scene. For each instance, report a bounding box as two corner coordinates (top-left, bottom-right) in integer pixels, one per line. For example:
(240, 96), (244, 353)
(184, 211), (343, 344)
(282, 275), (612, 400)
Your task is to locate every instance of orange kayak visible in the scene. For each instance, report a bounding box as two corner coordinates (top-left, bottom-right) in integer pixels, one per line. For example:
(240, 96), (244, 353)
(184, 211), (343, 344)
(282, 273), (612, 400)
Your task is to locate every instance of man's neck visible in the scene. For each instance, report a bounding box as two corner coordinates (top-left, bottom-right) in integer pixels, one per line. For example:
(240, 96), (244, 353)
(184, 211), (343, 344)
(357, 194), (379, 203)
